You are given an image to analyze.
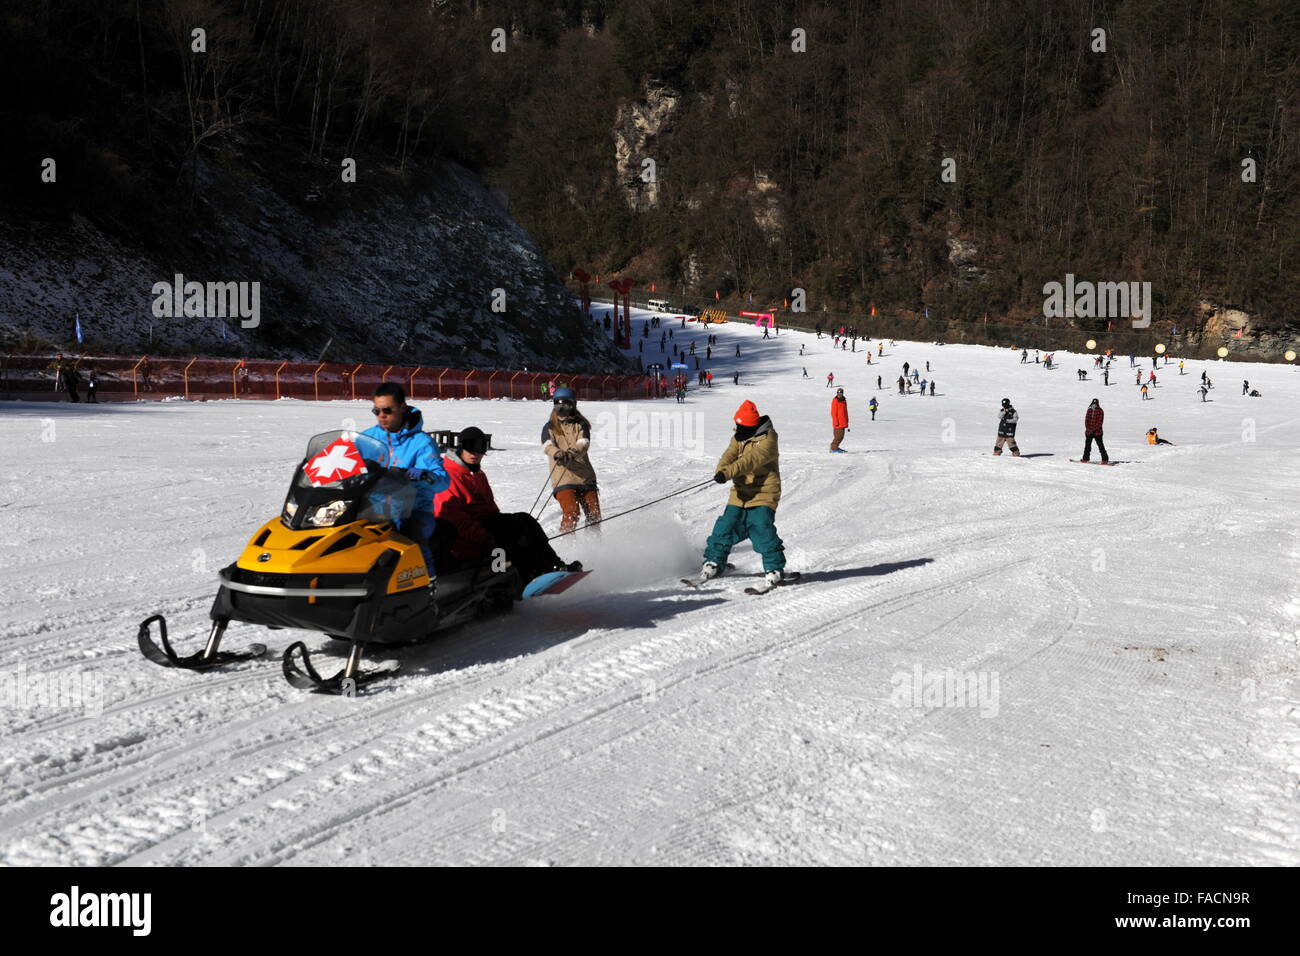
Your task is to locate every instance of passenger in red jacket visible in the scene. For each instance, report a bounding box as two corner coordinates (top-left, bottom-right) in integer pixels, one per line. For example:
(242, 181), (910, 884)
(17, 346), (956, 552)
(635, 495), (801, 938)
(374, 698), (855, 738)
(434, 427), (580, 587)
(1081, 398), (1109, 463)
(830, 387), (849, 452)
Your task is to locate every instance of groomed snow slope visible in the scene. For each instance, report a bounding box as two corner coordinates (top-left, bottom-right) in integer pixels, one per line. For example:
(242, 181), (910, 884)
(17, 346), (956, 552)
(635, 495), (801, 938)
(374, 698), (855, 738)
(1, 311), (1297, 866)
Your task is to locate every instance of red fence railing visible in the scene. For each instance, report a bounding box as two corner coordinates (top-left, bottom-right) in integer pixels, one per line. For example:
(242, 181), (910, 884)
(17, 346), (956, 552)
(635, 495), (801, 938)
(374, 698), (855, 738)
(0, 354), (655, 403)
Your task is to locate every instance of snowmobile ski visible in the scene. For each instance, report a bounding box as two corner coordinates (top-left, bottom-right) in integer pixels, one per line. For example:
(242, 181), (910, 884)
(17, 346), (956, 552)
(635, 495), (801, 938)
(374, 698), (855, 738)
(137, 614), (267, 670)
(744, 572), (803, 596)
(282, 641), (400, 696)
(522, 569), (592, 598)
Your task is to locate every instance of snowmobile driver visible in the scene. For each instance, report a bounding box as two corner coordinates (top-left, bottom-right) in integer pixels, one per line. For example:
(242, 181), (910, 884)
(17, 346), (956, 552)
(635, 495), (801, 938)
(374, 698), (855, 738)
(361, 383), (450, 574)
(435, 427), (582, 592)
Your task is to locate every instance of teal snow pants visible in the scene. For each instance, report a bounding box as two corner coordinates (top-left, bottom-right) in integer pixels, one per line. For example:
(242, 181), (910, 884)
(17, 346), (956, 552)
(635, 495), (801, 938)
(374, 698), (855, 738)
(704, 505), (785, 572)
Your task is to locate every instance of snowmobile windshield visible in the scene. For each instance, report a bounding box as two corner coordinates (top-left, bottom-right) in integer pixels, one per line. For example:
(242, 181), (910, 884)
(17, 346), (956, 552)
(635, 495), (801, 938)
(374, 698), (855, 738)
(282, 431), (418, 528)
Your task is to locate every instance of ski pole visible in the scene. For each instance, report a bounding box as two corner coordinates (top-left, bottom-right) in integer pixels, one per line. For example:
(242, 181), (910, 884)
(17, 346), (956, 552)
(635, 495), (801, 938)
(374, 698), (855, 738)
(529, 458), (562, 519)
(547, 477), (716, 541)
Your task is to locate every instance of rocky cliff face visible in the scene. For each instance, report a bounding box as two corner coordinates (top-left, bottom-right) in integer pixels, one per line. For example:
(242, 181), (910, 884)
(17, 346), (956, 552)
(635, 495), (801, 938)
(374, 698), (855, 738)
(0, 136), (630, 374)
(614, 87), (680, 211)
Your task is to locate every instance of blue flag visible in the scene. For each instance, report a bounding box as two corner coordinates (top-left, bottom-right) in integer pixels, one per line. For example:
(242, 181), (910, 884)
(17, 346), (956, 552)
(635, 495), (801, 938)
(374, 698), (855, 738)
(75, 314), (83, 344)
(221, 322), (227, 341)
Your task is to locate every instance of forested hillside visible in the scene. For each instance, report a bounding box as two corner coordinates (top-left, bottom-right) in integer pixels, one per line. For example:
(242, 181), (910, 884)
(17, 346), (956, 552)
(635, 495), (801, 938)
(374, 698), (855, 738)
(2, 0), (1297, 356)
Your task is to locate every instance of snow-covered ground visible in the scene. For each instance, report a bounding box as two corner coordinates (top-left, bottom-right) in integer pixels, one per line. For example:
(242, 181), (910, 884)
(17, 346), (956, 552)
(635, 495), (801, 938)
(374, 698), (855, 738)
(1, 310), (1297, 865)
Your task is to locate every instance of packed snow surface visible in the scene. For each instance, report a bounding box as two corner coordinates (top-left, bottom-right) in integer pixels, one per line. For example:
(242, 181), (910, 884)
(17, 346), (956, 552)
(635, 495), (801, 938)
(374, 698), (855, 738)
(1, 311), (1297, 865)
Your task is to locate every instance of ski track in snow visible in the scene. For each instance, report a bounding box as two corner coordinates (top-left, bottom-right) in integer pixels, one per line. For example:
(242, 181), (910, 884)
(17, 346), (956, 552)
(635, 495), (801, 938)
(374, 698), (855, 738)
(1, 315), (1297, 865)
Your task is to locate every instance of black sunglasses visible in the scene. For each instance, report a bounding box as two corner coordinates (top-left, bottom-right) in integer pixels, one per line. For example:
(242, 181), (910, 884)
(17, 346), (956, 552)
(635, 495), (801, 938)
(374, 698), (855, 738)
(371, 405), (400, 416)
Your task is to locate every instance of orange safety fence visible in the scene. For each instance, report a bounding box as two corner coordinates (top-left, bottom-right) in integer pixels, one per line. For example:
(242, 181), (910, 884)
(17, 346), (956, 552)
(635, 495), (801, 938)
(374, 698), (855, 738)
(0, 354), (655, 404)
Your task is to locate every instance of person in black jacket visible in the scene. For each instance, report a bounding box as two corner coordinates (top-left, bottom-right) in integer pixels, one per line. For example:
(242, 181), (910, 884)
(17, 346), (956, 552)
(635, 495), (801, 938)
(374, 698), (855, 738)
(993, 398), (1020, 456)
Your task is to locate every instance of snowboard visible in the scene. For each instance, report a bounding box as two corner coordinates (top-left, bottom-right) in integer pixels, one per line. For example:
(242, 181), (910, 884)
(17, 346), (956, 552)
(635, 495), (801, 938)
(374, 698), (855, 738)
(1069, 459), (1126, 466)
(522, 569), (591, 598)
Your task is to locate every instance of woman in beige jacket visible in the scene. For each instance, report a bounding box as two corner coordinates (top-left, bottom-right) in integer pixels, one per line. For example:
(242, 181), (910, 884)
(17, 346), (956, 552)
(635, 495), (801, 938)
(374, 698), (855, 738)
(541, 387), (602, 534)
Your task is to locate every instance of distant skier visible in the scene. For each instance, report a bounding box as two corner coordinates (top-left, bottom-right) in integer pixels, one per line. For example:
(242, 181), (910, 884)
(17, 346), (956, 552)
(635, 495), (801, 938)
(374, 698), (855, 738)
(877, 374), (882, 390)
(869, 396), (878, 419)
(735, 344), (741, 358)
(1199, 384), (1208, 401)
(1242, 379), (1249, 395)
(1146, 428), (1174, 445)
(86, 366), (98, 403)
(1141, 384), (1149, 400)
(63, 364), (81, 403)
(541, 387), (602, 535)
(929, 381), (935, 396)
(733, 371), (740, 385)
(800, 344), (805, 356)
(830, 388), (849, 452)
(802, 367), (809, 378)
(700, 401), (787, 586)
(1103, 367), (1109, 386)
(1179, 361), (1185, 375)
(1021, 349), (1028, 363)
(903, 361), (910, 377)
(897, 375), (906, 394)
(1081, 398), (1109, 463)
(993, 398), (1020, 456)
(826, 372), (834, 388)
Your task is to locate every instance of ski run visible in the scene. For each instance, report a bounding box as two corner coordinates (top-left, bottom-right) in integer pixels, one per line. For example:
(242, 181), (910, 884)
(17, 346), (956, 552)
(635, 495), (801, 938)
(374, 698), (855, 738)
(1, 307), (1297, 866)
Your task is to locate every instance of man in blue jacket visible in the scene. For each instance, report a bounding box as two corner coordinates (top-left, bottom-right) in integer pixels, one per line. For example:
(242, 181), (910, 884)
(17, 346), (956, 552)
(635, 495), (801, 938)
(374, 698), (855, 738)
(361, 383), (450, 573)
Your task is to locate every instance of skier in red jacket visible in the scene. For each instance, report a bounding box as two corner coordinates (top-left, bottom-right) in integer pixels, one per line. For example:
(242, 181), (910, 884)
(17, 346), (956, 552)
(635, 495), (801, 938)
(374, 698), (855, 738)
(1081, 398), (1109, 463)
(434, 427), (581, 588)
(830, 387), (849, 452)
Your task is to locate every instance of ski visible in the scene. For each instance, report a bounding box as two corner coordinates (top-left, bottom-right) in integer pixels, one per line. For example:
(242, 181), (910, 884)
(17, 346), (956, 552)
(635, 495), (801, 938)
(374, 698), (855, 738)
(681, 563), (736, 589)
(744, 572), (803, 596)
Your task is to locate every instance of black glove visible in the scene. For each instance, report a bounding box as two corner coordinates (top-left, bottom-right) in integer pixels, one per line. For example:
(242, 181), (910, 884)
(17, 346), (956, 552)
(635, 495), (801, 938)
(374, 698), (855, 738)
(713, 471), (727, 484)
(553, 450), (571, 465)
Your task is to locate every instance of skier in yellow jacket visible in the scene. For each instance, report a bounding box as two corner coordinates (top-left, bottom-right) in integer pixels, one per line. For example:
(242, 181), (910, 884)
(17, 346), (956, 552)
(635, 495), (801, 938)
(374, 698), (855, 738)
(699, 400), (790, 587)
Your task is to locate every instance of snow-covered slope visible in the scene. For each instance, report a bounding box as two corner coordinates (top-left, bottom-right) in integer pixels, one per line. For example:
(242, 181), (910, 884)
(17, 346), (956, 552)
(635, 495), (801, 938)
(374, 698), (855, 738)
(1, 312), (1296, 865)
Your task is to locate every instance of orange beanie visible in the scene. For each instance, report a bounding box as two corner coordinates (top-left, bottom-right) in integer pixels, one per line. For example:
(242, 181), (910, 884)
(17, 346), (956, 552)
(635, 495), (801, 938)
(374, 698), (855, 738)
(734, 400), (760, 426)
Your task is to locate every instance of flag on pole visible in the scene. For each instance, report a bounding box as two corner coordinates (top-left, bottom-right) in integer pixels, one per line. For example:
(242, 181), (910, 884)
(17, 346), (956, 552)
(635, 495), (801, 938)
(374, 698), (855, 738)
(715, 290), (720, 300)
(221, 322), (228, 342)
(75, 314), (83, 344)
(924, 308), (929, 318)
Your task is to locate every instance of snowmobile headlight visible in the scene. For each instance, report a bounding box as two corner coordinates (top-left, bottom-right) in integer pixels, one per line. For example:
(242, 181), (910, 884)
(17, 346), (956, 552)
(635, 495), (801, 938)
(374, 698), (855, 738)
(282, 499), (299, 522)
(304, 499), (349, 527)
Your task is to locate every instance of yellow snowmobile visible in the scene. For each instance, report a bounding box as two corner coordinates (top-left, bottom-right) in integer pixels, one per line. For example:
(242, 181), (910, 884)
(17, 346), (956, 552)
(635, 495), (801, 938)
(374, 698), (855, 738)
(137, 430), (520, 694)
